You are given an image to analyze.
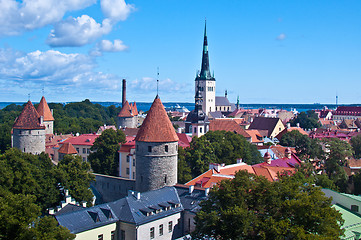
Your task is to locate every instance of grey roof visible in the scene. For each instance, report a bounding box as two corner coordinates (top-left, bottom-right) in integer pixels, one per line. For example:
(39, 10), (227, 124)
(56, 187), (183, 233)
(55, 203), (118, 234)
(249, 117), (282, 137)
(208, 111), (224, 119)
(175, 185), (208, 214)
(215, 96), (231, 106)
(54, 204), (85, 216)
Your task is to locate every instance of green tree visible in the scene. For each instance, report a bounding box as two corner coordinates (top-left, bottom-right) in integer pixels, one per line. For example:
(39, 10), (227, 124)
(280, 130), (323, 159)
(323, 138), (353, 192)
(350, 134), (361, 159)
(289, 110), (321, 129)
(89, 128), (125, 176)
(177, 146), (192, 184)
(193, 170), (344, 240)
(30, 216), (75, 240)
(56, 155), (95, 205)
(181, 131), (262, 178)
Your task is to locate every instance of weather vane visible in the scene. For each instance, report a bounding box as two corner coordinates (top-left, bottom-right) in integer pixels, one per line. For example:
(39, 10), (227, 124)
(157, 67), (159, 96)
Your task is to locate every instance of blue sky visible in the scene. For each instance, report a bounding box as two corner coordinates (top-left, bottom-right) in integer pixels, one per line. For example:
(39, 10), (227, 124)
(0, 0), (361, 104)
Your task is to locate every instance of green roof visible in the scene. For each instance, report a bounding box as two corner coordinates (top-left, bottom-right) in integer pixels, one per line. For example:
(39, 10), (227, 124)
(334, 204), (361, 240)
(341, 193), (361, 203)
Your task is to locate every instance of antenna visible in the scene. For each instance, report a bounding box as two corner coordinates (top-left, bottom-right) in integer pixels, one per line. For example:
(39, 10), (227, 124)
(336, 92), (338, 106)
(42, 85), (44, 96)
(157, 67), (159, 96)
(28, 93), (30, 101)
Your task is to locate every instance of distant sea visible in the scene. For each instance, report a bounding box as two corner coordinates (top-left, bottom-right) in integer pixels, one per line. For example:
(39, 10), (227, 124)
(0, 101), (353, 113)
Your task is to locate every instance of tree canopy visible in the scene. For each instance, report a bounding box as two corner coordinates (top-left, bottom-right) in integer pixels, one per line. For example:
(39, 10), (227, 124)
(289, 110), (321, 130)
(350, 134), (361, 159)
(178, 131), (262, 182)
(193, 170), (344, 240)
(0, 149), (89, 239)
(89, 128), (126, 176)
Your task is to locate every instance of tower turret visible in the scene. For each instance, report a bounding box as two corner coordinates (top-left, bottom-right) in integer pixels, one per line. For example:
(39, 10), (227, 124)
(12, 100), (46, 154)
(135, 95), (179, 192)
(195, 20), (216, 115)
(36, 96), (54, 135)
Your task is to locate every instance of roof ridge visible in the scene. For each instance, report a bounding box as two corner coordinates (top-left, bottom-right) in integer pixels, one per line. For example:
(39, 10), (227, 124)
(13, 100), (45, 130)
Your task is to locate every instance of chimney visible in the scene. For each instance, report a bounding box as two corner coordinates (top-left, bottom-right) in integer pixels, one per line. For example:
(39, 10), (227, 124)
(65, 189), (69, 196)
(204, 188), (210, 197)
(287, 123), (291, 129)
(189, 185), (194, 194)
(81, 201), (87, 207)
(296, 123), (300, 128)
(122, 79), (126, 107)
(40, 116), (44, 125)
(48, 208), (54, 215)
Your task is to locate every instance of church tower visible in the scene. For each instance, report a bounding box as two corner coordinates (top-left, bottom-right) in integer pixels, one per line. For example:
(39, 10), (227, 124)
(185, 82), (209, 137)
(12, 100), (46, 155)
(195, 21), (216, 115)
(36, 96), (54, 135)
(135, 95), (179, 192)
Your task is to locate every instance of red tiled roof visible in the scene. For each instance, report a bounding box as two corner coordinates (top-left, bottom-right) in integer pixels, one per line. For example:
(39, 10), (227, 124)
(58, 142), (78, 154)
(209, 119), (251, 138)
(135, 96), (179, 142)
(13, 100), (46, 130)
(119, 136), (135, 152)
(36, 96), (54, 121)
(62, 133), (99, 146)
(118, 101), (133, 117)
(121, 128), (139, 137)
(177, 133), (192, 148)
(334, 106), (361, 116)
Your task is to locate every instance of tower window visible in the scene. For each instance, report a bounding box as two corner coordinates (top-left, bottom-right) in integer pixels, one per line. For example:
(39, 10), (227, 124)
(164, 175), (167, 183)
(148, 146), (152, 152)
(165, 145), (168, 152)
(194, 127), (196, 133)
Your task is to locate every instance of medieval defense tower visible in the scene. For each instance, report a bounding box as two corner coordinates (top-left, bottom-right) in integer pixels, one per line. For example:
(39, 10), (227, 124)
(12, 100), (46, 155)
(36, 96), (54, 135)
(117, 79), (138, 128)
(195, 21), (216, 115)
(135, 95), (179, 192)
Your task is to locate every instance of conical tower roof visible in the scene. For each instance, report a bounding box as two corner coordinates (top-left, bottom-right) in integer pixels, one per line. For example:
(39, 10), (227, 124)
(37, 96), (54, 121)
(58, 142), (78, 154)
(118, 101), (133, 117)
(13, 100), (45, 130)
(197, 20), (214, 81)
(130, 102), (138, 116)
(135, 96), (178, 142)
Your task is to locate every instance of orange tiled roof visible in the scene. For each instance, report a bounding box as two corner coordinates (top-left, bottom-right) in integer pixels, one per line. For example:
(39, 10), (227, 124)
(135, 96), (179, 142)
(58, 142), (78, 154)
(13, 100), (45, 130)
(275, 127), (308, 140)
(36, 96), (54, 121)
(130, 102), (138, 116)
(347, 158), (361, 169)
(186, 162), (295, 188)
(209, 119), (251, 138)
(245, 129), (264, 143)
(118, 101), (133, 117)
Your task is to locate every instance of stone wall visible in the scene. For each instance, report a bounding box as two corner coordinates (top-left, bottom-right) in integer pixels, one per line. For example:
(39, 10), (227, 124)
(12, 128), (45, 154)
(135, 141), (178, 192)
(44, 120), (53, 135)
(117, 116), (137, 129)
(92, 173), (135, 203)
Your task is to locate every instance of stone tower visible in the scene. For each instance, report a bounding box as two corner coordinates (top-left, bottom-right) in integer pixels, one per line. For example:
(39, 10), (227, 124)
(36, 96), (54, 135)
(12, 100), (46, 154)
(195, 21), (216, 115)
(135, 95), (179, 192)
(117, 100), (138, 128)
(185, 82), (209, 137)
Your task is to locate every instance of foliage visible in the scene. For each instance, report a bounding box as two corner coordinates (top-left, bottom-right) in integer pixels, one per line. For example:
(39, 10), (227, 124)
(177, 147), (192, 184)
(0, 148), (93, 239)
(30, 216), (75, 240)
(0, 104), (22, 153)
(280, 130), (323, 159)
(180, 131), (262, 178)
(289, 110), (321, 130)
(193, 170), (344, 240)
(56, 155), (95, 205)
(323, 138), (353, 192)
(350, 134), (361, 159)
(89, 128), (126, 176)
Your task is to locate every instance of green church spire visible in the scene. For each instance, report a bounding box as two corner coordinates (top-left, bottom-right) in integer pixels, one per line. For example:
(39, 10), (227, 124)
(197, 20), (215, 81)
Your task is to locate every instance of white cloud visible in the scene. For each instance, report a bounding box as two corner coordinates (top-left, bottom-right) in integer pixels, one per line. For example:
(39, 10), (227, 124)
(90, 39), (128, 56)
(276, 33), (286, 41)
(130, 77), (187, 93)
(101, 0), (135, 22)
(0, 48), (124, 100)
(0, 0), (96, 36)
(47, 15), (112, 47)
